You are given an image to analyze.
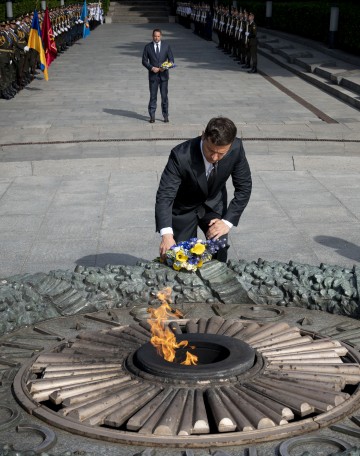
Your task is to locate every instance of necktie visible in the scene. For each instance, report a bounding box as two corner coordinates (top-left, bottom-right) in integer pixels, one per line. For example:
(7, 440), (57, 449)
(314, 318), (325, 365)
(207, 163), (217, 191)
(156, 43), (160, 56)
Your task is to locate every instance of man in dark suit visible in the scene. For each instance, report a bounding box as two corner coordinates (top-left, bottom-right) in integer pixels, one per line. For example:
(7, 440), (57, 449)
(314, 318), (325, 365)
(155, 117), (252, 262)
(142, 29), (174, 123)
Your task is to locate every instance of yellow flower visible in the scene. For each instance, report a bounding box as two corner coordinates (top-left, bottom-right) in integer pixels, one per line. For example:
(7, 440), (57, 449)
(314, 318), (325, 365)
(176, 251), (188, 262)
(173, 263), (182, 271)
(197, 260), (203, 268)
(190, 243), (206, 255)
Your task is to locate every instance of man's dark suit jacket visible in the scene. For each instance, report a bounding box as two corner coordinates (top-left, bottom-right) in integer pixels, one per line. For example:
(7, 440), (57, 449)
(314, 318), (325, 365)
(142, 41), (174, 81)
(155, 136), (252, 232)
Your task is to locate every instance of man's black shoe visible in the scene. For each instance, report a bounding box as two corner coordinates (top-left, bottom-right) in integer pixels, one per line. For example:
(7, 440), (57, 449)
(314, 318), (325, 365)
(164, 117), (169, 123)
(248, 67), (257, 73)
(149, 117), (155, 123)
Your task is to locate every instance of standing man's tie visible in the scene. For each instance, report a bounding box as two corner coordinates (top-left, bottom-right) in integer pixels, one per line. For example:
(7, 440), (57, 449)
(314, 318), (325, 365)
(207, 162), (217, 191)
(156, 43), (160, 67)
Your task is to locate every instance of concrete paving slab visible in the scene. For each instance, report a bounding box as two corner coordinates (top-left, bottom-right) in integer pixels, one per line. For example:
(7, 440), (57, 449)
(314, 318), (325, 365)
(102, 208), (154, 229)
(335, 198), (360, 218)
(0, 179), (11, 194)
(232, 228), (320, 266)
(0, 198), (52, 215)
(313, 171), (360, 185)
(284, 205), (358, 224)
(272, 191), (343, 207)
(25, 239), (99, 264)
(98, 227), (160, 263)
(0, 262), (28, 279)
(58, 176), (110, 192)
(0, 162), (32, 177)
(0, 240), (34, 264)
(295, 155), (360, 171)
(247, 154), (294, 171)
(0, 215), (44, 237)
(298, 224), (360, 266)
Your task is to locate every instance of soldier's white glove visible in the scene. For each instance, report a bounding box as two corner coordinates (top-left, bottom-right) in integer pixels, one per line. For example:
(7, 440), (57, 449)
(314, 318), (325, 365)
(245, 32), (249, 36)
(24, 46), (29, 52)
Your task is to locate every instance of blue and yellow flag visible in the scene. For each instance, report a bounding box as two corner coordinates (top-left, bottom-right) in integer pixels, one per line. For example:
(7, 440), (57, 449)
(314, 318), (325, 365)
(80, 0), (91, 39)
(28, 10), (48, 80)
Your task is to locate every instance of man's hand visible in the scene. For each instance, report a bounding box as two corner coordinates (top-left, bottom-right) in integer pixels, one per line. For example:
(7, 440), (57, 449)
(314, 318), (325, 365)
(160, 234), (176, 261)
(206, 219), (230, 240)
(152, 67), (161, 73)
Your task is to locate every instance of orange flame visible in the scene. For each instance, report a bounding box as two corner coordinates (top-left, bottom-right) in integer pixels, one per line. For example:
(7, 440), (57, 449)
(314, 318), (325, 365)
(147, 287), (198, 365)
(181, 351), (198, 365)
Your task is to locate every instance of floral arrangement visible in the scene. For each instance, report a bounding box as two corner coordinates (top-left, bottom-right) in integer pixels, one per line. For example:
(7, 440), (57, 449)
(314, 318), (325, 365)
(165, 238), (225, 272)
(161, 60), (176, 70)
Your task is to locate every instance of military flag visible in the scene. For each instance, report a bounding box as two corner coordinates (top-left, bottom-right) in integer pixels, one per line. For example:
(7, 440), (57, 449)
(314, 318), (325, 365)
(80, 0), (91, 39)
(41, 7), (57, 67)
(28, 9), (48, 80)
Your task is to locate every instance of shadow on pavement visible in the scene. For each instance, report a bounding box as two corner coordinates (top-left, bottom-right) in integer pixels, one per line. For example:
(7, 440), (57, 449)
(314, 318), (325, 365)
(314, 236), (360, 263)
(103, 108), (148, 121)
(77, 253), (150, 267)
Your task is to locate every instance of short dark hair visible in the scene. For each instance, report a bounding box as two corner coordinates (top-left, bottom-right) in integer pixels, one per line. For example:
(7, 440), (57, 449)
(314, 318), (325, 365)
(152, 28), (162, 35)
(203, 117), (237, 146)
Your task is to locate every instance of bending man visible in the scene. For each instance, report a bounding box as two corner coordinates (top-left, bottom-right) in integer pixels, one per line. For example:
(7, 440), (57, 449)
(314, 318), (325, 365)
(155, 117), (252, 262)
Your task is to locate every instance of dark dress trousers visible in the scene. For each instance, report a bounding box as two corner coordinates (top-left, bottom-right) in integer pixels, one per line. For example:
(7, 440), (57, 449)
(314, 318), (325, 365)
(142, 41), (174, 118)
(155, 136), (252, 258)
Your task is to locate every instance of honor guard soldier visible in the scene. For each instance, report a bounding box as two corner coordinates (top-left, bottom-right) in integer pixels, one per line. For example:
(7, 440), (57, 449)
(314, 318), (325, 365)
(238, 11), (246, 65)
(14, 18), (31, 89)
(0, 21), (16, 99)
(241, 10), (250, 69)
(246, 12), (258, 73)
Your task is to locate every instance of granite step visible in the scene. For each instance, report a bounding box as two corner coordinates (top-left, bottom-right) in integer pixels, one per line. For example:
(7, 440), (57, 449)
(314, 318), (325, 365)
(258, 31), (360, 110)
(111, 10), (168, 17)
(108, 0), (169, 23)
(109, 16), (169, 23)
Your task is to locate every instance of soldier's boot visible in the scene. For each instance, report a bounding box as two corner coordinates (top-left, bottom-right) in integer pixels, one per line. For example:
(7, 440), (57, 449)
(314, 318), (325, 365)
(2, 88), (14, 99)
(243, 57), (251, 68)
(248, 66), (257, 73)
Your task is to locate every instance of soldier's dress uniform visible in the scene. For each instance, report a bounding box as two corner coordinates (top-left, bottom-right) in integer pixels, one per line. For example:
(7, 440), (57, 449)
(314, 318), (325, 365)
(0, 22), (17, 99)
(14, 21), (30, 89)
(239, 13), (247, 65)
(0, 23), (14, 98)
(246, 13), (258, 73)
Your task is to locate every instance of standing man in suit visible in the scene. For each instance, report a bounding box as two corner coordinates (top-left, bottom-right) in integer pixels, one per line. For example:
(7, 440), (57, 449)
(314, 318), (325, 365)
(155, 117), (252, 262)
(142, 29), (174, 123)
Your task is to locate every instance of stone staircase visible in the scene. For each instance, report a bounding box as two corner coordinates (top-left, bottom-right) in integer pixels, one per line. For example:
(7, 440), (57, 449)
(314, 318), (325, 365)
(106, 0), (169, 24)
(258, 30), (360, 110)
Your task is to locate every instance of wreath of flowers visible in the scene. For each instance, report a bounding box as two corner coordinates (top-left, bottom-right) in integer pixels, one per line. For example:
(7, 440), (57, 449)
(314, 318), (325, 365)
(165, 238), (225, 272)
